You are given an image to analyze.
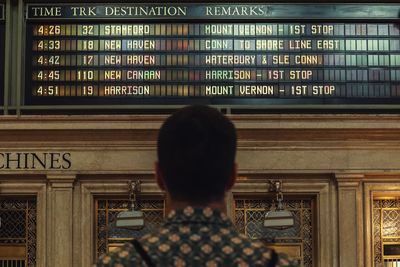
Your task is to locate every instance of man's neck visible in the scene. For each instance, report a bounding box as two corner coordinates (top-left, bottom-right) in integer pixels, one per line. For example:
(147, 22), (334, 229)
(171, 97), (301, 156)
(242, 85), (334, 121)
(166, 197), (227, 214)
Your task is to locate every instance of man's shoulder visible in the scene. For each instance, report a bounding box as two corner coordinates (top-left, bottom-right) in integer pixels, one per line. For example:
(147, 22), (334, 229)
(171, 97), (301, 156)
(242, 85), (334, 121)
(233, 233), (300, 267)
(234, 232), (273, 253)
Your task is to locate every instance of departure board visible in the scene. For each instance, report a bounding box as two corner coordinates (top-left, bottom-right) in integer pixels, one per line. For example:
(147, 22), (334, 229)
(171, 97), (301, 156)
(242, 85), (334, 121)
(25, 4), (400, 107)
(0, 4), (4, 106)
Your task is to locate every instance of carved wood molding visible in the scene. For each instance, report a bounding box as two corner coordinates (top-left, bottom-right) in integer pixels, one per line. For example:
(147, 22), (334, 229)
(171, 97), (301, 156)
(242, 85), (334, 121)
(1, 128), (400, 149)
(0, 115), (399, 149)
(0, 114), (400, 129)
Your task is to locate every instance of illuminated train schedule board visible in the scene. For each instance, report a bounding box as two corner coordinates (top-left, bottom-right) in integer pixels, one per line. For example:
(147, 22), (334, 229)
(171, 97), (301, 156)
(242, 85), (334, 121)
(25, 3), (400, 107)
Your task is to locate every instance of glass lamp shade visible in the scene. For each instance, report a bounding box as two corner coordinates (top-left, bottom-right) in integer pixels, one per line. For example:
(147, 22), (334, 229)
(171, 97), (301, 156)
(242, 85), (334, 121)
(264, 209), (295, 230)
(115, 210), (145, 230)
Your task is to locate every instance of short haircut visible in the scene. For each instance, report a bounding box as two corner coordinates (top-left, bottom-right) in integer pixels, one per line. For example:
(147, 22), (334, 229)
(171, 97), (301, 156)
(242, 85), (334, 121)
(157, 105), (237, 204)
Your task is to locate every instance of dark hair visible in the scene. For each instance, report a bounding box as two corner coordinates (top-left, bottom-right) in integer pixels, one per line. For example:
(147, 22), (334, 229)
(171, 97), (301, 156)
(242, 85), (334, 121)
(157, 105), (237, 204)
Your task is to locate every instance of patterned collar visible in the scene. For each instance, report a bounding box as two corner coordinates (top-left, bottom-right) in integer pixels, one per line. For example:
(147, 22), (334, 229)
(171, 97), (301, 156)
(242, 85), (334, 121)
(164, 206), (232, 226)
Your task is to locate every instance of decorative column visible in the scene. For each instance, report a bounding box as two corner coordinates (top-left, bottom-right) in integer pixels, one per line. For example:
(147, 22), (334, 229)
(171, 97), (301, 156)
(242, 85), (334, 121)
(336, 173), (364, 267)
(47, 174), (76, 267)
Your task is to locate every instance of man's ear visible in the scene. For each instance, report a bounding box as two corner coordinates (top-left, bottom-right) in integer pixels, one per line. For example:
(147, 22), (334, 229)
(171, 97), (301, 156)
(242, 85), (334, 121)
(225, 162), (237, 191)
(155, 162), (167, 191)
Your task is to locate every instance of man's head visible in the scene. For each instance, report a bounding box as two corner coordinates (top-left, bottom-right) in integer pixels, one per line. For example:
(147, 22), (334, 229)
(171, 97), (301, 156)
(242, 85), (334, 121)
(156, 105), (237, 205)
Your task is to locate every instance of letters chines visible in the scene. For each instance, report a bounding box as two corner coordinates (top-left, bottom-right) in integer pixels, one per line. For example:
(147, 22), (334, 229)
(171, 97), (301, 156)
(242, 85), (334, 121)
(0, 152), (72, 170)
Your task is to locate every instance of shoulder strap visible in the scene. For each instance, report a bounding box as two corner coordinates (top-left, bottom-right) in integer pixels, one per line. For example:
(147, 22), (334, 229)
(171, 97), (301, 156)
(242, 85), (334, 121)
(267, 249), (278, 267)
(131, 239), (156, 267)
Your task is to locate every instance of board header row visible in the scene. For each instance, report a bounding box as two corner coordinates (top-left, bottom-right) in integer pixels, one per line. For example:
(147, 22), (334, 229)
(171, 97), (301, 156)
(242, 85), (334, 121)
(26, 4), (400, 20)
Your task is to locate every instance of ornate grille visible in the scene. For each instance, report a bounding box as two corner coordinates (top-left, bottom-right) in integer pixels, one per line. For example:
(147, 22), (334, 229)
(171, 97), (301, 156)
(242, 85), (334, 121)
(234, 198), (314, 267)
(95, 198), (165, 259)
(373, 198), (400, 266)
(0, 198), (37, 267)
